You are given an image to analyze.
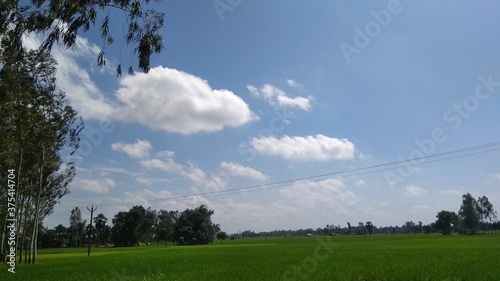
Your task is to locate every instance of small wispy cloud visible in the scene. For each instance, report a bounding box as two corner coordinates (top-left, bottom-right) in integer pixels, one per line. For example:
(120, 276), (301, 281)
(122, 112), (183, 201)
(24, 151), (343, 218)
(220, 162), (269, 181)
(111, 139), (152, 159)
(403, 184), (427, 197)
(247, 83), (312, 111)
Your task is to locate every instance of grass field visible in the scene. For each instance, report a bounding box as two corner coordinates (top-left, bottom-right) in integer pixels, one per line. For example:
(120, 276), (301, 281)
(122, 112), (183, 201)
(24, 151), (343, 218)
(2, 234), (500, 280)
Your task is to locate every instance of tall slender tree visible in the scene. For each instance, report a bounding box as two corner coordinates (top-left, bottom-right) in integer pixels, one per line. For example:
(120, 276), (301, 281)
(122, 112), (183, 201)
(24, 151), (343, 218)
(458, 193), (480, 235)
(0, 46), (82, 263)
(477, 196), (497, 233)
(69, 207), (83, 247)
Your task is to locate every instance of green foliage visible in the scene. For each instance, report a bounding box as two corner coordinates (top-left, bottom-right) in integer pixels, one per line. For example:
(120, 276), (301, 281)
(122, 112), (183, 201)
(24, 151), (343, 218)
(459, 193), (480, 235)
(436, 210), (459, 235)
(0, 48), (82, 262)
(155, 210), (177, 245)
(216, 231), (228, 244)
(111, 206), (156, 247)
(477, 196), (497, 224)
(0, 0), (165, 74)
(93, 213), (111, 246)
(69, 207), (84, 247)
(173, 205), (218, 245)
(365, 221), (373, 235)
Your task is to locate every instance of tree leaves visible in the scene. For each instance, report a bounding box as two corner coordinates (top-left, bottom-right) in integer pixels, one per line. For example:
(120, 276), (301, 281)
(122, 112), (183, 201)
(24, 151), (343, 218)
(0, 49), (83, 261)
(0, 0), (165, 74)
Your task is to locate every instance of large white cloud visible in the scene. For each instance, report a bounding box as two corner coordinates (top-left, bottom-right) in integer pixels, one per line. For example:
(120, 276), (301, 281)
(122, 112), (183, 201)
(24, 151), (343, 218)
(24, 35), (256, 134)
(250, 134), (355, 161)
(114, 66), (257, 134)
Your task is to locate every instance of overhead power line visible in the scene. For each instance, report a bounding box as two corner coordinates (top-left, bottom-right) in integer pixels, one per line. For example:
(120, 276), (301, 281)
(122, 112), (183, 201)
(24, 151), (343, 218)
(48, 140), (500, 218)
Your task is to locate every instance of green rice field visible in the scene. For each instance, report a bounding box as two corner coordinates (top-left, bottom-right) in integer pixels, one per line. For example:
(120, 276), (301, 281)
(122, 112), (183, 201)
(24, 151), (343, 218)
(2, 234), (500, 280)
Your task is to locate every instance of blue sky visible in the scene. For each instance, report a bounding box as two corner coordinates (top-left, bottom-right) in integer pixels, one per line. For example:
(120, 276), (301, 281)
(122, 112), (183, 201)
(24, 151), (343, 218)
(36, 1), (500, 233)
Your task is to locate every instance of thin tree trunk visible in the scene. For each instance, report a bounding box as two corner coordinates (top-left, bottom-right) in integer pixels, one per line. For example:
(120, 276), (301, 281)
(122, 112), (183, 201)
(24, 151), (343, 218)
(32, 146), (44, 264)
(14, 61), (24, 264)
(14, 150), (23, 264)
(20, 195), (31, 264)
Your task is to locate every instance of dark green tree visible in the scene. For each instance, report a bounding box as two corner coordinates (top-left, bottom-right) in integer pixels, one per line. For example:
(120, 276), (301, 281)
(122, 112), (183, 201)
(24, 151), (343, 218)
(111, 211), (130, 247)
(111, 205), (155, 247)
(93, 213), (111, 247)
(217, 231), (228, 244)
(365, 221), (373, 235)
(155, 210), (177, 245)
(54, 224), (69, 248)
(139, 207), (156, 244)
(436, 210), (458, 235)
(477, 196), (497, 232)
(459, 193), (480, 235)
(0, 0), (165, 74)
(69, 207), (82, 247)
(174, 205), (218, 245)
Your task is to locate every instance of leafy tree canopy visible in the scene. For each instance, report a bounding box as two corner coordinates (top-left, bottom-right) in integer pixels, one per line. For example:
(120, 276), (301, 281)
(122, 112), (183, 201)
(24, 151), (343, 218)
(0, 0), (165, 74)
(435, 210), (458, 236)
(459, 193), (480, 235)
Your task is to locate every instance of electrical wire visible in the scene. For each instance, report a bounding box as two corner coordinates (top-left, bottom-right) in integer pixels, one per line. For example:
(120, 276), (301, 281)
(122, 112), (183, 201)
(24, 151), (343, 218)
(47, 140), (500, 218)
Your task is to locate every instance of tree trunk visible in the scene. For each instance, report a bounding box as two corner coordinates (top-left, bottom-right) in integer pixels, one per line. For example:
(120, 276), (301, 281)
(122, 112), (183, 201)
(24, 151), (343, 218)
(18, 194), (30, 264)
(31, 146), (44, 264)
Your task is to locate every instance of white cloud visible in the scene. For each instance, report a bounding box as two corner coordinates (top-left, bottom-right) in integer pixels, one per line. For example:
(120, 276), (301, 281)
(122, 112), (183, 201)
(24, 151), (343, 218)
(250, 134), (355, 162)
(75, 178), (116, 194)
(111, 139), (152, 159)
(276, 95), (311, 111)
(356, 179), (366, 187)
(140, 158), (183, 174)
(51, 41), (116, 120)
(203, 175), (228, 193)
(96, 167), (131, 176)
(438, 189), (463, 197)
(403, 184), (427, 197)
(279, 179), (357, 211)
(22, 33), (118, 121)
(220, 162), (269, 181)
(114, 66), (257, 134)
(409, 204), (435, 214)
(25, 34), (256, 134)
(286, 79), (303, 89)
(494, 174), (500, 180)
(181, 163), (207, 184)
(247, 83), (312, 111)
(135, 177), (175, 186)
(139, 153), (217, 189)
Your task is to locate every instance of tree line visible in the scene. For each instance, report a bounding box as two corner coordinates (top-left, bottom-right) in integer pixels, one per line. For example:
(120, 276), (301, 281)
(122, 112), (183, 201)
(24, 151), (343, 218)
(37, 204), (221, 249)
(235, 193), (498, 238)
